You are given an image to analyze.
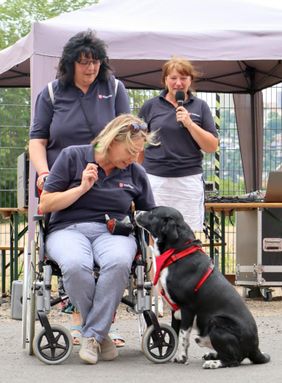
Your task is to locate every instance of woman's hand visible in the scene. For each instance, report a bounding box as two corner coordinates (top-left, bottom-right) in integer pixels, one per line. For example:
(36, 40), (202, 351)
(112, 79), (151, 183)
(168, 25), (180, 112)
(176, 106), (193, 129)
(176, 106), (218, 152)
(39, 163), (99, 213)
(37, 173), (49, 191)
(80, 163), (99, 193)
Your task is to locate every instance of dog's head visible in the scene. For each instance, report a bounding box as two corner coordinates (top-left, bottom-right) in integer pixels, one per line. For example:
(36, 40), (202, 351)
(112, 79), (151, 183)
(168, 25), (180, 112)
(135, 206), (195, 253)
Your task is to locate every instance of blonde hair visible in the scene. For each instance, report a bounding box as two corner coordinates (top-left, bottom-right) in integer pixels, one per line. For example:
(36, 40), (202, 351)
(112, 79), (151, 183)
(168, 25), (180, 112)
(161, 57), (199, 86)
(92, 113), (156, 155)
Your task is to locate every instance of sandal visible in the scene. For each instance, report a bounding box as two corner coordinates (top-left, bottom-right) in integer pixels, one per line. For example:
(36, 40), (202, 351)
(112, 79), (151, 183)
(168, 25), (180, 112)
(109, 328), (125, 348)
(70, 325), (82, 346)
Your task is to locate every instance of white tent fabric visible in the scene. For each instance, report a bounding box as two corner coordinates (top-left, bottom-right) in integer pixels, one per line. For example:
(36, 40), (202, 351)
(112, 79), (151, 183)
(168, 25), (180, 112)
(1, 0), (282, 91)
(234, 92), (264, 190)
(0, 0), (282, 208)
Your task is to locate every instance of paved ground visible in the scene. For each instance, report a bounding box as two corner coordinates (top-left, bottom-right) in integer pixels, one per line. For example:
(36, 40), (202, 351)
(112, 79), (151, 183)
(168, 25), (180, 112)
(1, 289), (282, 383)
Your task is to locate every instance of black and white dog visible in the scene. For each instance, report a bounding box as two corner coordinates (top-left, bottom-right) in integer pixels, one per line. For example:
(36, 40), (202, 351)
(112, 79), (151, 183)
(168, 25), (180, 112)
(135, 206), (270, 369)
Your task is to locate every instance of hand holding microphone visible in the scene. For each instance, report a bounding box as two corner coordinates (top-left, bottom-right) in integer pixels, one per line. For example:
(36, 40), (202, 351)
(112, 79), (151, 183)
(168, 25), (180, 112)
(175, 91), (185, 128)
(175, 91), (193, 129)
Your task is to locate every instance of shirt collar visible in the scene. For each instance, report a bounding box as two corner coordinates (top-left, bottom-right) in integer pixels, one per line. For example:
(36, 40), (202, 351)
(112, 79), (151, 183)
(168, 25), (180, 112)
(159, 89), (194, 104)
(85, 144), (96, 163)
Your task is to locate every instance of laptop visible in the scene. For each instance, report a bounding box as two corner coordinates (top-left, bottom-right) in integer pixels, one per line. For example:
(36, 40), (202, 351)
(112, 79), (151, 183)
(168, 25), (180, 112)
(264, 171), (282, 202)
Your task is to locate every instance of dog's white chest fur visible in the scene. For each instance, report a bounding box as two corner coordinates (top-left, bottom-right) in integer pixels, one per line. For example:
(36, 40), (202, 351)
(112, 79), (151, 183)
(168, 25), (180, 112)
(159, 268), (169, 295)
(159, 269), (181, 320)
(152, 239), (182, 319)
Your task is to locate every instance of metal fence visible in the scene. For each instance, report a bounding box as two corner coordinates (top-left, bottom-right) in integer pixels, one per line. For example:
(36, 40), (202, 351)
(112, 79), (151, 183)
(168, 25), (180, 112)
(2, 86), (282, 206)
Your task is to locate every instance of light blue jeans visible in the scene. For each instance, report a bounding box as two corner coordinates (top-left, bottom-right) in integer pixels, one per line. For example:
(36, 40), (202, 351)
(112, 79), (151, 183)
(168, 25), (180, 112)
(46, 222), (137, 342)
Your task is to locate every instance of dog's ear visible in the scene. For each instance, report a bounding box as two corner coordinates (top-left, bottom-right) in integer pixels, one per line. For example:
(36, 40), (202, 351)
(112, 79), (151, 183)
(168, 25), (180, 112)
(159, 218), (179, 243)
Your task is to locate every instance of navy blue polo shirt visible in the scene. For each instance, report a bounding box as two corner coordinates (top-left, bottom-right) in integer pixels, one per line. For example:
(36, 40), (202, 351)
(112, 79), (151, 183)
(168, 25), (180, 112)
(30, 76), (130, 168)
(43, 145), (156, 233)
(139, 90), (218, 177)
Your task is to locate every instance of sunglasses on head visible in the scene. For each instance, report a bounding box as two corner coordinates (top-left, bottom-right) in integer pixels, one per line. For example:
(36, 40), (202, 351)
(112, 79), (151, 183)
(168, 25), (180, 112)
(129, 122), (148, 132)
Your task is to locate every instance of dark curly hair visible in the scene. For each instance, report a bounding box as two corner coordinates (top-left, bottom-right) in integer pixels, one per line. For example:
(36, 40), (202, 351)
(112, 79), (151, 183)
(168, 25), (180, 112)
(57, 29), (112, 87)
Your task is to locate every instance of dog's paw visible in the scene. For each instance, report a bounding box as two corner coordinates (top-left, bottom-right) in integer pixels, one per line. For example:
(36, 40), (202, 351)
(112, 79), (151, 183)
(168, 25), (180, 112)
(202, 352), (218, 361)
(172, 353), (189, 365)
(202, 360), (223, 369)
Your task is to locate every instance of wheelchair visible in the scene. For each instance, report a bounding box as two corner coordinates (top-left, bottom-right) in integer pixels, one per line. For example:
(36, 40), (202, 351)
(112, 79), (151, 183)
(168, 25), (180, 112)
(21, 214), (178, 365)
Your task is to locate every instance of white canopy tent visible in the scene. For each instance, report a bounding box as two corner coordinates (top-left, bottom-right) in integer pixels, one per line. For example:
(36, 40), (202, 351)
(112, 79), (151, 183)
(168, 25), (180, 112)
(1, 0), (282, 91)
(0, 0), (282, 202)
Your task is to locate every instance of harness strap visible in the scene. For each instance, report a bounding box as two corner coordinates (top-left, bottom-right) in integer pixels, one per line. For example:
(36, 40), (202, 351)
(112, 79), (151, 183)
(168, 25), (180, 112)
(194, 264), (214, 292)
(154, 243), (203, 285)
(160, 263), (214, 311)
(160, 289), (179, 312)
(154, 242), (214, 311)
(48, 81), (55, 105)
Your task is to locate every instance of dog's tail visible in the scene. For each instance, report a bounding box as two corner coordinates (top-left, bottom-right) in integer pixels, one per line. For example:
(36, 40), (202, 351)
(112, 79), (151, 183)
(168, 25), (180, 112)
(249, 349), (270, 364)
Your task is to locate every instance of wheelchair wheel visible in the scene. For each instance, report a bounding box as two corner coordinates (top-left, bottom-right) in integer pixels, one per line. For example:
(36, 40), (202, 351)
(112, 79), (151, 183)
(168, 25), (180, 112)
(33, 325), (73, 365)
(142, 323), (178, 363)
(22, 241), (37, 355)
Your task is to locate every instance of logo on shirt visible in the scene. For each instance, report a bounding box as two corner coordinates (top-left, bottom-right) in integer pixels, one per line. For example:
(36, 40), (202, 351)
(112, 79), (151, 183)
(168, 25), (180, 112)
(190, 112), (200, 117)
(119, 182), (134, 190)
(98, 94), (113, 99)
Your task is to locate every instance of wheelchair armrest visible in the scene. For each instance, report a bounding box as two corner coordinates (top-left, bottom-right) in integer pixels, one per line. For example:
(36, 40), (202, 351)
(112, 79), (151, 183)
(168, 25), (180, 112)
(34, 213), (44, 221)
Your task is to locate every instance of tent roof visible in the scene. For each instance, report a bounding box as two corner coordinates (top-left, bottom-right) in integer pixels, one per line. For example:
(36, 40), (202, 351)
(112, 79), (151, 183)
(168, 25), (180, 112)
(1, 0), (282, 92)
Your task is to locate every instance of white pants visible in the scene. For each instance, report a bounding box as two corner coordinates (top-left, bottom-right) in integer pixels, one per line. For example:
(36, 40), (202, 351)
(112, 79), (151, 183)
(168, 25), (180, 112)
(46, 222), (137, 342)
(147, 173), (204, 231)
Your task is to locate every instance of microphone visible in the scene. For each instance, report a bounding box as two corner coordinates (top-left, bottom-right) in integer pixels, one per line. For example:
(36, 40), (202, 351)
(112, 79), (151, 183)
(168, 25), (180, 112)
(175, 91), (185, 128)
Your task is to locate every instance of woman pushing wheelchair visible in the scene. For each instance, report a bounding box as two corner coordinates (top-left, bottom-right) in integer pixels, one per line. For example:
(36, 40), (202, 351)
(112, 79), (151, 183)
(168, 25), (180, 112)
(39, 114), (156, 364)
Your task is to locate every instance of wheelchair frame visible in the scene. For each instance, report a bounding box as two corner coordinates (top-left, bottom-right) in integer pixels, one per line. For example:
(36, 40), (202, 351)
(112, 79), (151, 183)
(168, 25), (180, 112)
(22, 215), (178, 365)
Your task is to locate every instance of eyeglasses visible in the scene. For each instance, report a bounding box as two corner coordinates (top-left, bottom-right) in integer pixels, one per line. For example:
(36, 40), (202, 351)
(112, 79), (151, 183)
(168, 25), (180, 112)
(130, 122), (148, 132)
(76, 58), (100, 67)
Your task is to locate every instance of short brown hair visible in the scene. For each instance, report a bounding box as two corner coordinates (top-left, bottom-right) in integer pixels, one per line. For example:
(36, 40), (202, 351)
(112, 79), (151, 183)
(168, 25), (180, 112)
(161, 57), (199, 86)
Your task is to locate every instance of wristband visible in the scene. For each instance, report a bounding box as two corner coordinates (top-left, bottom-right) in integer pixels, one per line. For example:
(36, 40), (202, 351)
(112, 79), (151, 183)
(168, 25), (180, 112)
(39, 171), (49, 177)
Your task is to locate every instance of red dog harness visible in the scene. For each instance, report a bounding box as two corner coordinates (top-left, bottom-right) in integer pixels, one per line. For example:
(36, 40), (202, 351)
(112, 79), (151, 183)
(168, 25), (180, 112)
(153, 242), (214, 311)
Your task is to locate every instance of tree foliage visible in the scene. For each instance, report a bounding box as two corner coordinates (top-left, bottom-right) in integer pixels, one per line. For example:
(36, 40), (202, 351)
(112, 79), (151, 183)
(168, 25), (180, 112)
(0, 88), (30, 206)
(0, 0), (98, 49)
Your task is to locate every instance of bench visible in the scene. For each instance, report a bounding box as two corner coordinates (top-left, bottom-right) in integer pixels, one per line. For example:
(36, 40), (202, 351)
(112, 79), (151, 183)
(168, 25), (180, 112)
(1, 246), (25, 296)
(0, 208), (28, 295)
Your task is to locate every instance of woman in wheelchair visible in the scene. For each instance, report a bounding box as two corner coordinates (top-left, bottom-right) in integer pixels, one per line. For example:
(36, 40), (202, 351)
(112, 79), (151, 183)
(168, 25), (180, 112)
(39, 114), (156, 364)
